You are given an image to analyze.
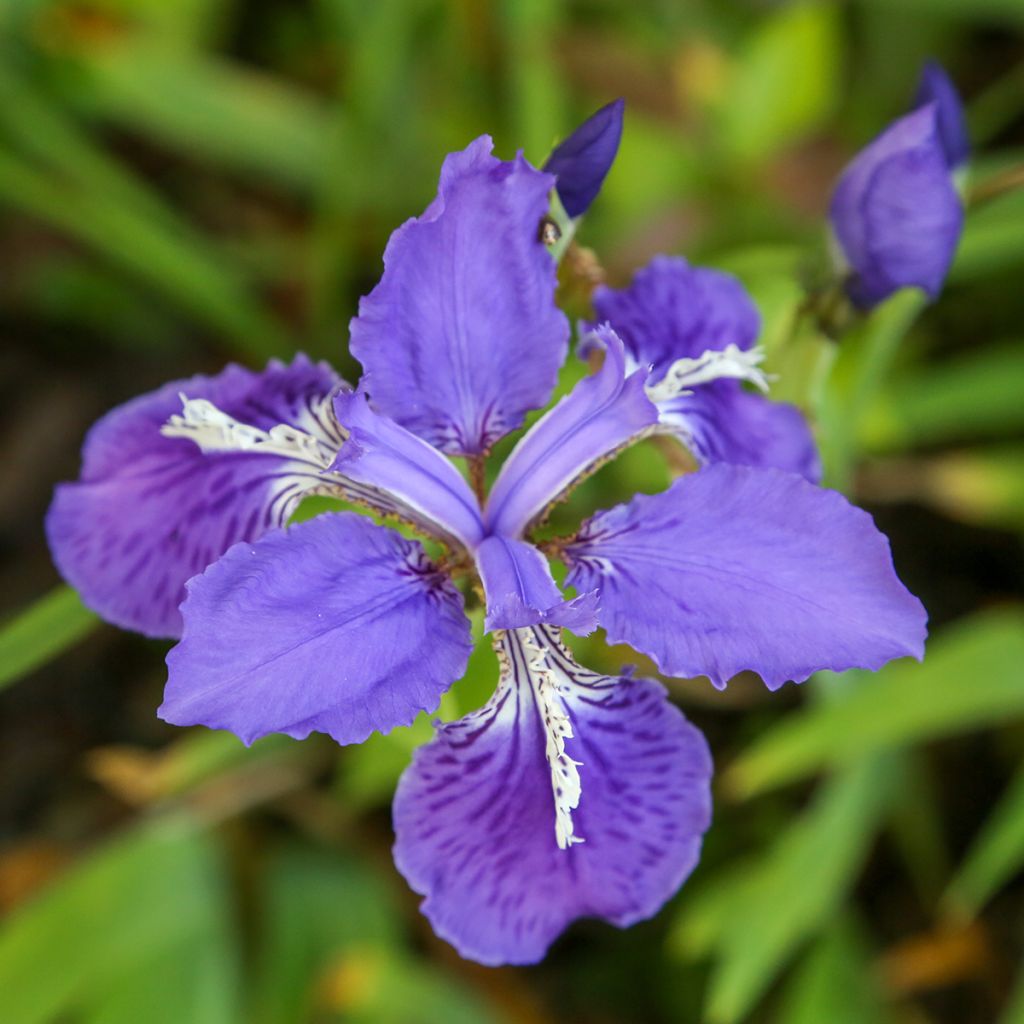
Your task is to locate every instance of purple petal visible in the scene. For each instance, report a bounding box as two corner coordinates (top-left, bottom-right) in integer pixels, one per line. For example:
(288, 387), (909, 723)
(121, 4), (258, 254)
(485, 327), (658, 538)
(160, 512), (472, 746)
(350, 137), (569, 457)
(543, 98), (625, 218)
(829, 104), (963, 309)
(46, 356), (344, 638)
(585, 256), (820, 479)
(476, 536), (598, 634)
(589, 256), (760, 380)
(913, 60), (969, 169)
(392, 625), (712, 966)
(332, 389), (484, 549)
(659, 383), (821, 482)
(564, 464), (927, 689)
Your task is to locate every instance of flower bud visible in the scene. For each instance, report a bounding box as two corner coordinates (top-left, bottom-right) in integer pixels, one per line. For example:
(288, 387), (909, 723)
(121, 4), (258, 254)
(829, 103), (963, 309)
(543, 98), (624, 218)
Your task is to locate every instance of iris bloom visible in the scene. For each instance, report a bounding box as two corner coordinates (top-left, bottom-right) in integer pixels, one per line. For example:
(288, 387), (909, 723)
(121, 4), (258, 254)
(829, 61), (966, 309)
(48, 134), (927, 965)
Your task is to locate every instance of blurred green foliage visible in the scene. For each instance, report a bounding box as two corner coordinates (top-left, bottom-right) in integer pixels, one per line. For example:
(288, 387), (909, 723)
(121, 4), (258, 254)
(1, 1), (1023, 1022)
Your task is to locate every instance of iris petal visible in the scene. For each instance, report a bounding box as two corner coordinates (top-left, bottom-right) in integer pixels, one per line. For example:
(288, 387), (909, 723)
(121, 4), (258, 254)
(350, 136), (569, 456)
(332, 389), (484, 549)
(589, 256), (819, 480)
(485, 327), (657, 538)
(476, 535), (598, 634)
(161, 512), (473, 746)
(564, 464), (927, 689)
(392, 624), (712, 966)
(658, 384), (821, 483)
(47, 356), (345, 638)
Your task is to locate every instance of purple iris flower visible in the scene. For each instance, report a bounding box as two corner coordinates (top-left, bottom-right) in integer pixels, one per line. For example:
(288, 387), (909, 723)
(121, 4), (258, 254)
(543, 98), (625, 218)
(48, 135), (927, 966)
(913, 60), (970, 170)
(585, 255), (821, 482)
(829, 70), (965, 309)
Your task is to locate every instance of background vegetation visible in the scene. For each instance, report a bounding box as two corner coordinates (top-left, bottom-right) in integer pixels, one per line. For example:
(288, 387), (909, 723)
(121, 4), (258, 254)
(2, 1), (1023, 1021)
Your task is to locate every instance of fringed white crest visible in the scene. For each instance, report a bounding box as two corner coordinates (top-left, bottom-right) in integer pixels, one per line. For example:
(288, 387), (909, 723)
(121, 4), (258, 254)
(500, 626), (589, 849)
(162, 394), (344, 470)
(645, 344), (771, 403)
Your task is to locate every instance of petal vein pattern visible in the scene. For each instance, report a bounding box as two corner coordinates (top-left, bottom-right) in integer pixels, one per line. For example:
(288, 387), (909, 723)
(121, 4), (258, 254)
(350, 136), (569, 456)
(393, 623), (713, 966)
(161, 513), (473, 746)
(485, 327), (657, 538)
(46, 357), (353, 638)
(564, 464), (928, 689)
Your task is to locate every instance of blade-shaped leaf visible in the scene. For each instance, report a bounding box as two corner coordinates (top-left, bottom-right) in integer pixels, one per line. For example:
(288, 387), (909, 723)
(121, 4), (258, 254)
(0, 817), (234, 1024)
(862, 344), (1024, 451)
(719, 1), (842, 163)
(249, 844), (400, 1024)
(944, 761), (1024, 918)
(676, 757), (895, 1023)
(775, 915), (894, 1024)
(0, 586), (99, 692)
(727, 610), (1024, 798)
(0, 151), (288, 358)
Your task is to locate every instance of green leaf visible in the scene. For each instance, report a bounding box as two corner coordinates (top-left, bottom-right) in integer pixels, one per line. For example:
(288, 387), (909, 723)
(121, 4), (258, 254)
(1002, 959), (1024, 1024)
(0, 149), (289, 358)
(0, 586), (99, 692)
(249, 844), (400, 1024)
(692, 758), (895, 1023)
(775, 915), (893, 1024)
(83, 926), (239, 1024)
(66, 40), (331, 190)
(340, 952), (501, 1024)
(0, 817), (237, 1024)
(862, 343), (1024, 451)
(727, 610), (1024, 798)
(719, 1), (842, 163)
(952, 188), (1024, 282)
(944, 761), (1024, 918)
(861, 0), (1024, 29)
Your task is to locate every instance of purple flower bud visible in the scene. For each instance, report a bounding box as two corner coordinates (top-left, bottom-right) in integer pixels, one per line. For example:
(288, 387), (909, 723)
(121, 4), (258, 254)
(829, 103), (963, 309)
(913, 60), (970, 169)
(543, 98), (624, 218)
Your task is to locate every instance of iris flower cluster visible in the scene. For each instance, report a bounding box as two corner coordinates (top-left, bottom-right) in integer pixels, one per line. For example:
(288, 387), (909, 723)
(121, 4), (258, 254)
(48, 67), (966, 965)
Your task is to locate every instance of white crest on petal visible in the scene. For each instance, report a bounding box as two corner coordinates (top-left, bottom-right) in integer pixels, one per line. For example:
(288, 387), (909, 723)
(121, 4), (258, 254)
(498, 625), (608, 850)
(645, 344), (771, 403)
(162, 393), (345, 470)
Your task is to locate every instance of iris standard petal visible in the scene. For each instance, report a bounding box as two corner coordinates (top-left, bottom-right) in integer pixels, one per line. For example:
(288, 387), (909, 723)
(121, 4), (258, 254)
(658, 383), (821, 482)
(46, 356), (345, 638)
(392, 624), (712, 966)
(590, 256), (760, 379)
(586, 256), (819, 478)
(485, 327), (658, 538)
(829, 104), (963, 308)
(913, 60), (969, 169)
(476, 535), (598, 634)
(543, 98), (625, 218)
(332, 389), (484, 549)
(564, 464), (927, 689)
(160, 512), (472, 746)
(350, 136), (569, 457)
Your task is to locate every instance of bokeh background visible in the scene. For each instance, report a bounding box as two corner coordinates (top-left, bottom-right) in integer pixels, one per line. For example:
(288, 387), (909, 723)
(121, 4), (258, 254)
(2, 1), (1024, 1022)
